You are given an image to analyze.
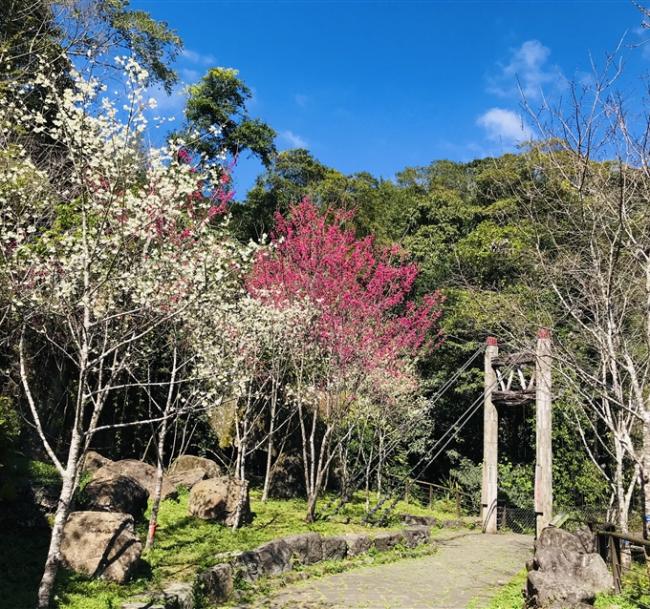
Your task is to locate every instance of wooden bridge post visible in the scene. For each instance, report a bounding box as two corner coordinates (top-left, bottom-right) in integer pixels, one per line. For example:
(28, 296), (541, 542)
(482, 336), (499, 533)
(535, 328), (553, 536)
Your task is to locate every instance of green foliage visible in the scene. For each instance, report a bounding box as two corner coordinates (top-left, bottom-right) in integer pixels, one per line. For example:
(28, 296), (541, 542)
(184, 67), (276, 166)
(552, 404), (610, 510)
(0, 397), (21, 500)
(1, 1), (181, 91)
(103, 0), (182, 91)
(447, 450), (482, 512)
(594, 564), (650, 609)
(26, 488), (454, 609)
(467, 569), (526, 609)
(498, 461), (534, 510)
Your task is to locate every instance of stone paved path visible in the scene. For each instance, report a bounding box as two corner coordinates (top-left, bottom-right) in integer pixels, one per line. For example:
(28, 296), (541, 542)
(252, 531), (532, 609)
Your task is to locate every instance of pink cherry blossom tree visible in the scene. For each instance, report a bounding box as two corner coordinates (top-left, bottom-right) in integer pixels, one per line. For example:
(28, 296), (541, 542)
(248, 200), (443, 521)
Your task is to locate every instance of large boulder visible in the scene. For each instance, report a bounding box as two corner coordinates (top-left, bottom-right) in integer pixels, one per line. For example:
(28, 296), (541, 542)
(166, 468), (206, 493)
(168, 455), (221, 479)
(60, 511), (142, 583)
(526, 526), (613, 609)
(84, 475), (149, 520)
(267, 454), (305, 499)
(93, 459), (176, 500)
(81, 450), (113, 476)
(188, 477), (252, 526)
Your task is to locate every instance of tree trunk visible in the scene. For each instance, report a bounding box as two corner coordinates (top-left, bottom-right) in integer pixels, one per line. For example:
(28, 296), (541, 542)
(306, 492), (318, 523)
(37, 428), (82, 608)
(642, 411), (650, 573)
(377, 430), (385, 498)
(145, 417), (168, 550)
(261, 386), (278, 502)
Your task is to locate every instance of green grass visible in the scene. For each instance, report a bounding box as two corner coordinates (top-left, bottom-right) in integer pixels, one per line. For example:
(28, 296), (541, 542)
(467, 569), (526, 609)
(595, 563), (650, 609)
(3, 471), (464, 609)
(467, 563), (650, 609)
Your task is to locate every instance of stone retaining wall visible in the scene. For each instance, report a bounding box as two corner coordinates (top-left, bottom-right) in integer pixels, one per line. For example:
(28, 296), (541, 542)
(121, 526), (431, 609)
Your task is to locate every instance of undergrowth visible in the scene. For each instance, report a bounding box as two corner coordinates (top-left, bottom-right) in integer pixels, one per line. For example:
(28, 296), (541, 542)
(1, 461), (466, 609)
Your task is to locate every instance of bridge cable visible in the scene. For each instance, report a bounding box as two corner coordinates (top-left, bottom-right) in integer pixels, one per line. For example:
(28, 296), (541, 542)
(366, 354), (526, 524)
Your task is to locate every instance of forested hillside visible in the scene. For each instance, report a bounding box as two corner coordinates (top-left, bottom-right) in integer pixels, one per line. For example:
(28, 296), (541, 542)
(1, 2), (649, 608)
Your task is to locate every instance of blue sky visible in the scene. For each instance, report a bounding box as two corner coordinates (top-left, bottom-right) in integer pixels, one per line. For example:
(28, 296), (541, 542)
(134, 0), (648, 196)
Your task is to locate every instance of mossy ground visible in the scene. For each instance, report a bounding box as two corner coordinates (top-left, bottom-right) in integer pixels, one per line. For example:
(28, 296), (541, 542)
(469, 563), (650, 609)
(467, 569), (527, 609)
(1, 462), (464, 609)
(594, 563), (650, 609)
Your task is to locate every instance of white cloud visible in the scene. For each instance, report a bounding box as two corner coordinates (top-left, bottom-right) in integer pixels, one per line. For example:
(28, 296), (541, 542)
(488, 40), (565, 101)
(280, 129), (308, 148)
(180, 68), (200, 83)
(147, 83), (188, 114)
(181, 48), (217, 66)
(477, 108), (532, 144)
(295, 93), (309, 107)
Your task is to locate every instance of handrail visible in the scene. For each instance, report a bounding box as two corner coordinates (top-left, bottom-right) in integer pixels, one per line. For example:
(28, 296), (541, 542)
(404, 479), (474, 518)
(593, 525), (650, 593)
(595, 528), (650, 549)
(408, 478), (474, 497)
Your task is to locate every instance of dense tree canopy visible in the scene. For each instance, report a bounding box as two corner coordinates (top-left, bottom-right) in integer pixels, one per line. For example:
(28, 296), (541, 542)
(2, 3), (649, 606)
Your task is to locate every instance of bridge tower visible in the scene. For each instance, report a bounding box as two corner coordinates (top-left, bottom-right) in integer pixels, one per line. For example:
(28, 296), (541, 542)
(481, 330), (553, 537)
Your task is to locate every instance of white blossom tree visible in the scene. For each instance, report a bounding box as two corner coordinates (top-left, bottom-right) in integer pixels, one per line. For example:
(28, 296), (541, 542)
(0, 56), (250, 607)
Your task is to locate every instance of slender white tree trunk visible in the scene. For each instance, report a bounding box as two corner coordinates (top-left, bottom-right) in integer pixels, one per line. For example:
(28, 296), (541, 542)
(37, 426), (83, 608)
(145, 416), (168, 550)
(261, 382), (278, 502)
(642, 411), (650, 572)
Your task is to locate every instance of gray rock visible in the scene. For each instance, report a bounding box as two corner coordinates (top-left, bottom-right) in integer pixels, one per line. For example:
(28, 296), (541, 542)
(162, 582), (194, 609)
(254, 539), (293, 576)
(188, 477), (252, 527)
(60, 511), (142, 583)
(282, 532), (323, 565)
(400, 513), (437, 527)
(165, 468), (206, 493)
(84, 475), (149, 520)
(402, 526), (430, 548)
(321, 535), (348, 561)
(343, 533), (371, 557)
(198, 563), (233, 603)
(81, 450), (113, 475)
(233, 539), (293, 582)
(267, 454), (304, 499)
(168, 455), (221, 479)
(440, 518), (465, 528)
(372, 531), (405, 552)
(93, 459), (177, 500)
(574, 526), (597, 554)
(535, 527), (586, 555)
(526, 526), (613, 609)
